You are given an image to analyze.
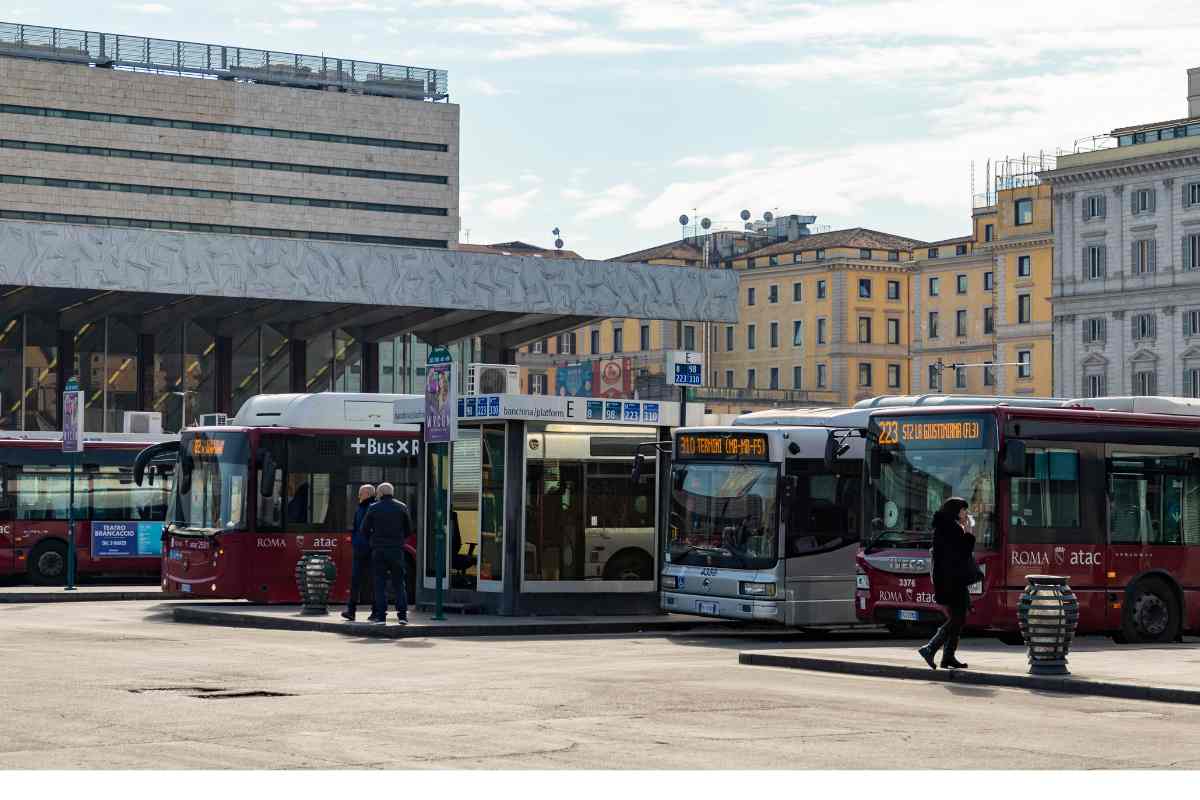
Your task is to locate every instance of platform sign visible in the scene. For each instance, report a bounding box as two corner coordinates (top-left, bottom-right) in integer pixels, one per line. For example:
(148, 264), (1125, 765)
(667, 351), (704, 387)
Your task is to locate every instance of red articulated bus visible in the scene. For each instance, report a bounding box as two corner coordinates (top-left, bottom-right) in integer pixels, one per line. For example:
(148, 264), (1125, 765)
(139, 393), (424, 604)
(0, 432), (176, 584)
(856, 397), (1200, 644)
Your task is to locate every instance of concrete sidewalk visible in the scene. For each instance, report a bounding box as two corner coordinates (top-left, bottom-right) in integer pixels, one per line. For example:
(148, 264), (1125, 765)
(0, 583), (162, 603)
(173, 603), (744, 638)
(740, 637), (1200, 706)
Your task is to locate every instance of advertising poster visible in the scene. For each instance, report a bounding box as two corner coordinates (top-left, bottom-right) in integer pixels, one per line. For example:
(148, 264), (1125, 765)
(424, 360), (457, 443)
(555, 362), (594, 397)
(92, 522), (166, 558)
(594, 358), (632, 398)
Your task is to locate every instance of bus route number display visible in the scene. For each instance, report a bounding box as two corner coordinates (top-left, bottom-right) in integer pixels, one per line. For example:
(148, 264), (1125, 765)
(190, 438), (225, 456)
(876, 417), (984, 448)
(676, 432), (768, 460)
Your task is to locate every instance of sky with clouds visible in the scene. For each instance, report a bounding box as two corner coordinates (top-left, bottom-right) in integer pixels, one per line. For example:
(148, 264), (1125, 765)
(7, 1), (1200, 257)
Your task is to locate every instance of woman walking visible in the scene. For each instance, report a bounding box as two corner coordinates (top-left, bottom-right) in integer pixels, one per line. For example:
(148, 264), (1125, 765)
(918, 497), (980, 670)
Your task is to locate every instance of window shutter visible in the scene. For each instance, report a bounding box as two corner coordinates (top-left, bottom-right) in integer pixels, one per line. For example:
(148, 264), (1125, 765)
(1083, 199), (1091, 222)
(1099, 195), (1106, 218)
(1185, 236), (1194, 271)
(1149, 189), (1157, 213)
(1132, 240), (1139, 272)
(1149, 240), (1157, 272)
(1100, 245), (1106, 276)
(1082, 319), (1089, 341)
(1150, 314), (1157, 338)
(1082, 246), (1089, 278)
(1131, 315), (1138, 339)
(1130, 190), (1137, 213)
(1100, 319), (1106, 342)
(1151, 371), (1158, 395)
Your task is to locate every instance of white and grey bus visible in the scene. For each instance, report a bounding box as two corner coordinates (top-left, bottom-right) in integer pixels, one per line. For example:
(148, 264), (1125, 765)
(659, 407), (869, 627)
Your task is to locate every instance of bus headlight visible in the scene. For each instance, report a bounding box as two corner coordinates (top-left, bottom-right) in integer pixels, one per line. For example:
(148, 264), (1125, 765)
(661, 575), (678, 590)
(739, 581), (776, 598)
(856, 570), (869, 591)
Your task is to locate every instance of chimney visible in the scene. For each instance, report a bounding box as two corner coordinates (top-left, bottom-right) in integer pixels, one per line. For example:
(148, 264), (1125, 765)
(1190, 67), (1200, 118)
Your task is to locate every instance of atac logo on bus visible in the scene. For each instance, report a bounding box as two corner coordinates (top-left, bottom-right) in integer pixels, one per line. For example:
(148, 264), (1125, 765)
(347, 437), (420, 458)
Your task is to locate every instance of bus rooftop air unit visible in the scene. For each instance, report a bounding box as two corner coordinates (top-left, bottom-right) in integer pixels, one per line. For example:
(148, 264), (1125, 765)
(468, 363), (520, 395)
(122, 411), (163, 434)
(198, 413), (229, 427)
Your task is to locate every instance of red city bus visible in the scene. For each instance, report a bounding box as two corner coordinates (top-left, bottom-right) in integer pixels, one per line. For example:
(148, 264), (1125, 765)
(140, 393), (424, 604)
(0, 432), (176, 584)
(856, 398), (1200, 644)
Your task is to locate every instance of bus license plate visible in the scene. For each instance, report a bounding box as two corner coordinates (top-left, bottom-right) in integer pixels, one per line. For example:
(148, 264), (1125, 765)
(898, 609), (918, 622)
(697, 601), (718, 615)
(180, 583), (192, 593)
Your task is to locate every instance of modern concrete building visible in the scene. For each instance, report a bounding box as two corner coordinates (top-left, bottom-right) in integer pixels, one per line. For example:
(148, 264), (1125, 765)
(1043, 68), (1200, 398)
(0, 21), (738, 432)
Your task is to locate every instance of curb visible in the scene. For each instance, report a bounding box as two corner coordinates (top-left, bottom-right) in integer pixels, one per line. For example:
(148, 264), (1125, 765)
(0, 590), (163, 603)
(738, 652), (1200, 706)
(172, 606), (742, 638)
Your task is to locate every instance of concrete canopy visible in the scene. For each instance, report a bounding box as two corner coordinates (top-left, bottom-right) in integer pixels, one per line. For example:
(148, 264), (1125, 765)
(0, 220), (739, 346)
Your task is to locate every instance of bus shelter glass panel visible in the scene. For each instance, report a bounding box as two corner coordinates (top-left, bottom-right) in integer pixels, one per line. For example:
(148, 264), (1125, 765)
(523, 424), (657, 584)
(261, 326), (291, 396)
(152, 324), (183, 433)
(231, 327), (261, 415)
(105, 317), (140, 433)
(479, 424), (505, 585)
(75, 321), (105, 432)
(184, 322), (216, 424)
(0, 316), (21, 429)
(450, 428), (481, 590)
(23, 314), (59, 431)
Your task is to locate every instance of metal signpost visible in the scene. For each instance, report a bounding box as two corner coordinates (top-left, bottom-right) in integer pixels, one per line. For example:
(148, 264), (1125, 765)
(62, 377), (83, 591)
(424, 346), (456, 621)
(667, 350), (704, 427)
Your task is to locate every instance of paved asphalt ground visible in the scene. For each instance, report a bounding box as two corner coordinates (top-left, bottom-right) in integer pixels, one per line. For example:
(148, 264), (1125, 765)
(3, 600), (1200, 769)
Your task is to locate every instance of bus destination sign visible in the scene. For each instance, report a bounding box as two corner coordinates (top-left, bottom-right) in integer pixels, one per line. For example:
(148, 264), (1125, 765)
(190, 438), (226, 456)
(676, 432), (769, 461)
(876, 416), (986, 449)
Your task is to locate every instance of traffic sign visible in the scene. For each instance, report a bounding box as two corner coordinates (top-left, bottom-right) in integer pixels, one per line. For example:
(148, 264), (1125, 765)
(666, 351), (704, 387)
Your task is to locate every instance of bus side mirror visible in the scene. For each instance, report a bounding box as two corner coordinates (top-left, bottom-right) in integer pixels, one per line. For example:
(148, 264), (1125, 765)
(259, 451), (276, 498)
(672, 466), (687, 492)
(1001, 439), (1026, 476)
(869, 449), (891, 480)
(631, 452), (644, 484)
(781, 475), (799, 508)
(824, 433), (849, 471)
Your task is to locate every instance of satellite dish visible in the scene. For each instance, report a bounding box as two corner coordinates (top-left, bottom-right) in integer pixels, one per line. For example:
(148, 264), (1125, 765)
(678, 214), (690, 226)
(763, 211), (774, 222)
(554, 238), (564, 249)
(740, 209), (751, 221)
(552, 227), (560, 236)
(700, 217), (711, 230)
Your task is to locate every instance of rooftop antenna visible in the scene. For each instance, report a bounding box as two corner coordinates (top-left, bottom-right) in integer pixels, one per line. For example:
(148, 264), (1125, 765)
(551, 227), (564, 250)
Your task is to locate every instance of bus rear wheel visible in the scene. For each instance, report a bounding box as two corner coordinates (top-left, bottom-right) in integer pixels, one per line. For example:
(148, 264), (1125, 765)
(29, 540), (68, 586)
(1118, 577), (1180, 644)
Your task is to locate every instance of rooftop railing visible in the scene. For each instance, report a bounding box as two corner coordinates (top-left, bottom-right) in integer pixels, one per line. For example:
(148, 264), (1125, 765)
(0, 20), (448, 101)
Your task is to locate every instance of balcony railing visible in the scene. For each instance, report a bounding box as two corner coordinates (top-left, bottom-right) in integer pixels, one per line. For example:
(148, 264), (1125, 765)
(0, 20), (448, 101)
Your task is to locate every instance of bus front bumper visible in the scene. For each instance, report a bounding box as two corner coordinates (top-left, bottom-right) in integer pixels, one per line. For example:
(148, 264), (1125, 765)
(661, 591), (785, 622)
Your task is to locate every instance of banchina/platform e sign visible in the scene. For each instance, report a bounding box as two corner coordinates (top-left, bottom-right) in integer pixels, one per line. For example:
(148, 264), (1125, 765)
(456, 394), (679, 426)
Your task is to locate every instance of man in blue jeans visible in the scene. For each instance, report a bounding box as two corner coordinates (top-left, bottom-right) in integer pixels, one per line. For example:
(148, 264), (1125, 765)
(341, 483), (375, 622)
(361, 481), (412, 625)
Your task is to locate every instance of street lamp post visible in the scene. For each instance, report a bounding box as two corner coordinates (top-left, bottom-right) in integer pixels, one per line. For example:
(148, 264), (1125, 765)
(171, 389), (196, 430)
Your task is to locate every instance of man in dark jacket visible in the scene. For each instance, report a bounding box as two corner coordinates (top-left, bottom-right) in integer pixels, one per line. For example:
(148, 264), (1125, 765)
(341, 484), (376, 622)
(362, 481), (412, 624)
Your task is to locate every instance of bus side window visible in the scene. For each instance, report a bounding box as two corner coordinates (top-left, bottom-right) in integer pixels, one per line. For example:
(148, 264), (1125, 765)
(257, 438), (286, 532)
(0, 466), (13, 521)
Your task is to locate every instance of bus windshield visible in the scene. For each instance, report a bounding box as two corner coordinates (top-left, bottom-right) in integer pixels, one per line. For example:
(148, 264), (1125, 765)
(175, 431), (249, 531)
(668, 463), (779, 569)
(865, 415), (996, 551)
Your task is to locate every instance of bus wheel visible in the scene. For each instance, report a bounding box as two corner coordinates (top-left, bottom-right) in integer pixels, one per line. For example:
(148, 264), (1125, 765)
(604, 551), (652, 581)
(29, 540), (68, 585)
(1121, 578), (1181, 644)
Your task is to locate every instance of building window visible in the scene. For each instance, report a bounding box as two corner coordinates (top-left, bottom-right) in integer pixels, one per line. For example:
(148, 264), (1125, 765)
(888, 250), (900, 262)
(747, 258), (756, 269)
(769, 368), (780, 390)
(984, 223), (994, 242)
(858, 278), (872, 298)
(955, 367), (967, 389)
(928, 364), (939, 390)
(956, 309), (968, 338)
(1184, 234), (1200, 271)
(887, 318), (900, 345)
(928, 276), (939, 296)
(956, 274), (968, 294)
(768, 284), (779, 304)
(816, 364), (827, 388)
(640, 324), (650, 351)
(529, 373), (547, 394)
(559, 332), (576, 355)
(792, 252), (802, 264)
(815, 248), (825, 261)
(769, 321), (779, 349)
(1018, 255), (1031, 278)
(1015, 198), (1033, 225)
(1185, 310), (1200, 337)
(792, 320), (803, 347)
(983, 362), (995, 386)
(1084, 317), (1107, 343)
(747, 324), (756, 351)
(725, 369), (734, 388)
(683, 325), (696, 351)
(793, 366), (802, 389)
(532, 339), (545, 354)
(817, 280), (827, 299)
(590, 329), (600, 354)
(1085, 245), (1106, 280)
(1187, 182), (1200, 208)
(955, 244), (968, 256)
(1133, 369), (1157, 396)
(860, 248), (872, 260)
(1018, 350), (1032, 379)
(984, 271), (994, 290)
(1132, 312), (1156, 340)
(1018, 294), (1031, 324)
(1087, 374), (1106, 398)
(612, 328), (623, 353)
(747, 369), (756, 389)
(725, 325), (734, 351)
(769, 254), (779, 267)
(817, 318), (827, 345)
(1132, 187), (1156, 215)
(1186, 368), (1200, 398)
(858, 316), (872, 344)
(928, 248), (940, 259)
(887, 280), (900, 300)
(792, 282), (802, 301)
(747, 287), (756, 306)
(887, 363), (901, 389)
(984, 306), (994, 335)
(1083, 194), (1106, 220)
(928, 312), (939, 339)
(858, 363), (872, 387)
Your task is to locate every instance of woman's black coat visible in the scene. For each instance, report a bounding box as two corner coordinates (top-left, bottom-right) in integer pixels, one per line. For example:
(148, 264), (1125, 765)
(930, 511), (977, 606)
